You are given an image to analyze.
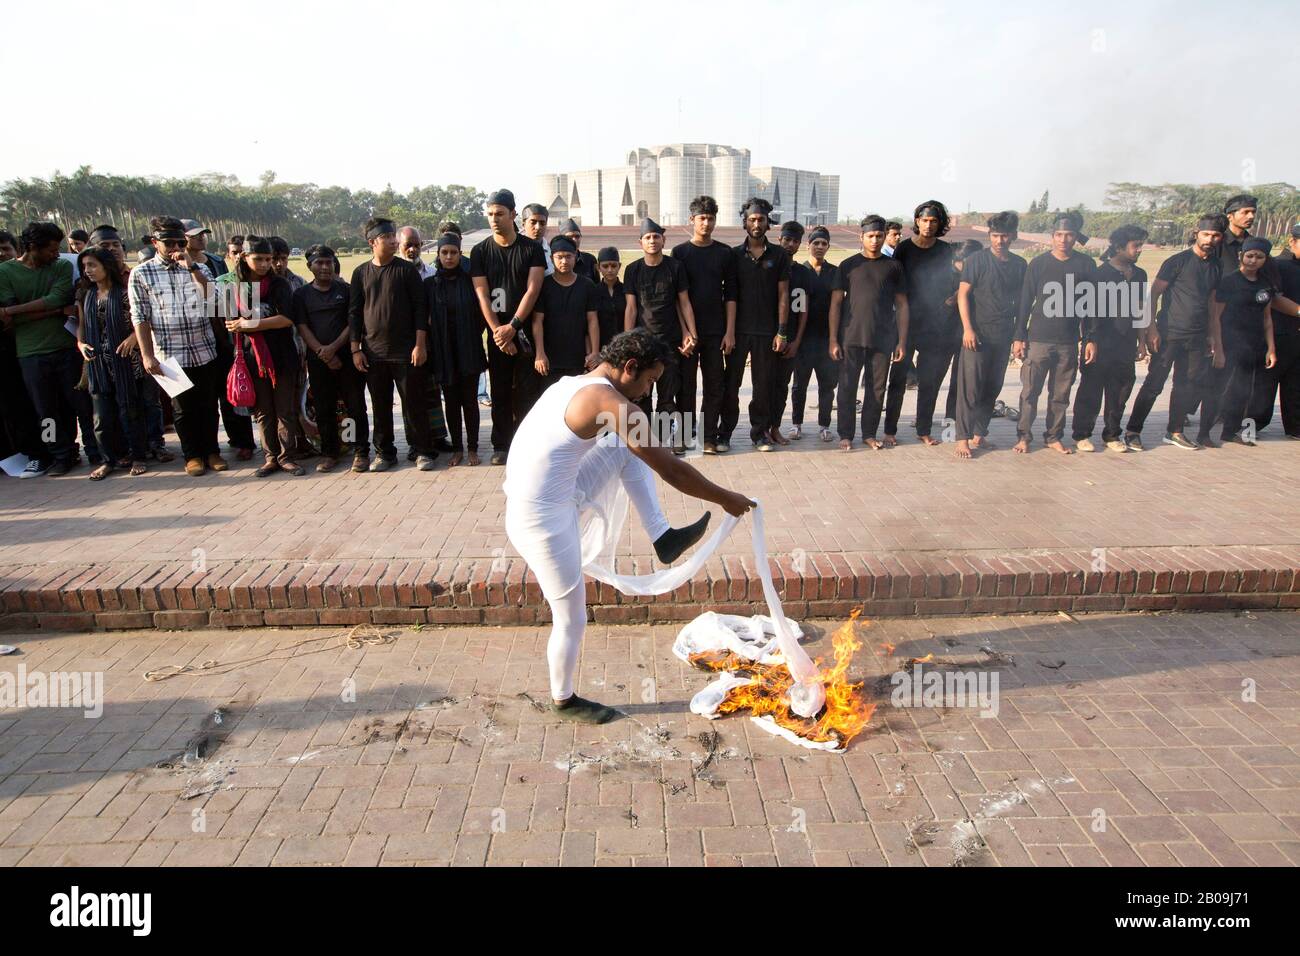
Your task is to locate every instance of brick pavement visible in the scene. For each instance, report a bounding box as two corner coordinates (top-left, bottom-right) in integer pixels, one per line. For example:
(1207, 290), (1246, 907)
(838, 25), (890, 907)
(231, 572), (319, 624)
(1, 365), (1297, 630)
(1, 611), (1297, 866)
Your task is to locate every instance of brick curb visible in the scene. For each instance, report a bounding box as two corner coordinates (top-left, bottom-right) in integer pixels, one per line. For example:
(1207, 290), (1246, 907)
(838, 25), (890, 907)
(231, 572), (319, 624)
(1, 545), (1297, 632)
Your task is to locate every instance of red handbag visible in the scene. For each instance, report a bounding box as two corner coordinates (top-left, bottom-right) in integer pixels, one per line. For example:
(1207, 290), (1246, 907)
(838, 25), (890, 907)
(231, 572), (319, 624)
(226, 333), (256, 408)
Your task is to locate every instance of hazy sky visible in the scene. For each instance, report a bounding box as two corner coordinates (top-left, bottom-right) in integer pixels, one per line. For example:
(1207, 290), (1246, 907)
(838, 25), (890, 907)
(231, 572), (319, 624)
(5, 0), (1293, 217)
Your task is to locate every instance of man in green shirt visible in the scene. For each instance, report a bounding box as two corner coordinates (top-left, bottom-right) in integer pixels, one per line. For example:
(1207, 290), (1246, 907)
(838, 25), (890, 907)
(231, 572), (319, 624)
(0, 222), (89, 476)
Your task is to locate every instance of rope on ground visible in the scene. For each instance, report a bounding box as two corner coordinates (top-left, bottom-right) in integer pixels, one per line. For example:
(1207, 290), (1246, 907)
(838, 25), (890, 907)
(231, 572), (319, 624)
(142, 623), (395, 682)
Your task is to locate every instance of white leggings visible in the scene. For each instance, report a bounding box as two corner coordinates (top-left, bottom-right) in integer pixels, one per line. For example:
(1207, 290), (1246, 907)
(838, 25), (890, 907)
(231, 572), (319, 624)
(545, 439), (670, 700)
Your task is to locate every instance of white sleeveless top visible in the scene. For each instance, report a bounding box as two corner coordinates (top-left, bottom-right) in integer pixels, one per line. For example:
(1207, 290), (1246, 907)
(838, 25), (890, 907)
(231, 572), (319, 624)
(502, 374), (616, 508)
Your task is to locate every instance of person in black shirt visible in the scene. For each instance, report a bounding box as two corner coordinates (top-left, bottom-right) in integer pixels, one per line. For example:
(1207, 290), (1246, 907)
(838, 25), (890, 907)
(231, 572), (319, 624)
(593, 246), (624, 350)
(558, 219), (599, 282)
(471, 189), (547, 465)
(294, 245), (369, 473)
(885, 201), (958, 446)
(771, 221), (811, 444)
(724, 197), (791, 452)
(228, 236), (304, 477)
(954, 211), (1026, 458)
(790, 225), (840, 441)
(1012, 212), (1097, 454)
(349, 217), (434, 471)
(1257, 225), (1300, 438)
(1124, 216), (1225, 450)
(1071, 226), (1148, 452)
(1211, 237), (1279, 445)
(426, 234), (487, 466)
(533, 236), (600, 385)
(831, 215), (908, 449)
(670, 195), (738, 454)
(623, 217), (697, 454)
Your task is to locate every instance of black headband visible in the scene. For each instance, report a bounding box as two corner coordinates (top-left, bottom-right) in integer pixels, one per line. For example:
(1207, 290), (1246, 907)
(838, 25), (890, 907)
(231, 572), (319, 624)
(365, 222), (396, 241)
(807, 226), (830, 243)
(89, 227), (121, 244)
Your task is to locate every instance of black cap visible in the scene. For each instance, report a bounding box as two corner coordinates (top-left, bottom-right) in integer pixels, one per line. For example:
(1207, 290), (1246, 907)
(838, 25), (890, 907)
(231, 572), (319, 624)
(640, 217), (664, 236)
(549, 236), (578, 255)
(486, 188), (516, 210)
(597, 246), (620, 263)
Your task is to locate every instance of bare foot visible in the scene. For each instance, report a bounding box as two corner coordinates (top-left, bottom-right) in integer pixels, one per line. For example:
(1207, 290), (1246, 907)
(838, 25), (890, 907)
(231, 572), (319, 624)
(839, 439), (852, 451)
(919, 435), (941, 446)
(955, 439), (972, 459)
(882, 434), (898, 448)
(449, 452), (463, 466)
(769, 428), (790, 446)
(865, 438), (883, 450)
(1014, 439), (1030, 454)
(467, 451), (481, 466)
(1047, 440), (1074, 455)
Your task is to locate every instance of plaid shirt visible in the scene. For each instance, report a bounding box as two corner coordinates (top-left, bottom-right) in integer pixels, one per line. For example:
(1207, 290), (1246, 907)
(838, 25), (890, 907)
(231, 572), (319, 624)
(129, 257), (217, 367)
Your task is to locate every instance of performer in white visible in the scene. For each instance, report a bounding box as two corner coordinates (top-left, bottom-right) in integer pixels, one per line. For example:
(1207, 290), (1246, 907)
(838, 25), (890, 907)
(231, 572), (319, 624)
(504, 329), (755, 723)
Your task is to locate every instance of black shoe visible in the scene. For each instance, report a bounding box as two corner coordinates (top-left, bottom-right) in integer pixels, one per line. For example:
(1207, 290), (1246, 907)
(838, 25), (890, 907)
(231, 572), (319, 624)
(1162, 432), (1200, 450)
(653, 512), (711, 564)
(490, 450), (507, 466)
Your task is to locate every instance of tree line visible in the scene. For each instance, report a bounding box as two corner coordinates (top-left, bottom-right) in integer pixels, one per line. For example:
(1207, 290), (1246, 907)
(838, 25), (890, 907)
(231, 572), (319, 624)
(0, 167), (488, 250)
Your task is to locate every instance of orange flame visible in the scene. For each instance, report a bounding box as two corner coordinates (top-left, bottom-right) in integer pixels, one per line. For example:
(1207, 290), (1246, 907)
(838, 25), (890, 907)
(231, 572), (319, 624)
(690, 608), (877, 748)
(909, 653), (934, 664)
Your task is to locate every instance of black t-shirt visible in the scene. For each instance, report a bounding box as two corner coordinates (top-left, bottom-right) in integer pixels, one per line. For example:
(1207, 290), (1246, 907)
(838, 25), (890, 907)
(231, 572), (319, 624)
(835, 253), (904, 351)
(802, 260), (839, 340)
(733, 240), (792, 337)
(894, 238), (956, 339)
(1015, 250), (1097, 344)
(670, 240), (738, 337)
(1156, 249), (1222, 341)
(961, 248), (1026, 341)
(243, 275), (298, 375)
(595, 279), (625, 348)
(347, 257), (428, 361)
(292, 278), (351, 345)
(1276, 257), (1300, 339)
(573, 250), (599, 283)
(1215, 271), (1275, 352)
(623, 256), (689, 344)
(469, 233), (547, 322)
(1089, 261), (1148, 345)
(537, 274), (598, 369)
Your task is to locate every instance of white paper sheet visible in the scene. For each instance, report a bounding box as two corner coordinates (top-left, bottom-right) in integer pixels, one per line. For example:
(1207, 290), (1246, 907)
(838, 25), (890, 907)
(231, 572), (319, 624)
(0, 453), (31, 477)
(150, 354), (193, 398)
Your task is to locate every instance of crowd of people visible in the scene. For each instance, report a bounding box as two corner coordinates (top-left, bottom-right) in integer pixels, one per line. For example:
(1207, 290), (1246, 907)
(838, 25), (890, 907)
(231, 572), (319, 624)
(1, 190), (1297, 482)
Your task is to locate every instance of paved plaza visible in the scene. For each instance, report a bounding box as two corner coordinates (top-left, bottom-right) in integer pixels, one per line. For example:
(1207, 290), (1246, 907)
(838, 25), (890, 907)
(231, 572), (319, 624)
(0, 611), (1297, 866)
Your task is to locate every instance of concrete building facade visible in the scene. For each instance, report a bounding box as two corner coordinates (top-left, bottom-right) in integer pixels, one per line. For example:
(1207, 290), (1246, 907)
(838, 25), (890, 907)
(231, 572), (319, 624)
(534, 143), (837, 228)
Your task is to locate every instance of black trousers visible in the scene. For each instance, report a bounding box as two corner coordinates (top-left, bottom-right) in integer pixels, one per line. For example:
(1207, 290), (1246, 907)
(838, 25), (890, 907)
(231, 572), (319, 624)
(771, 349), (797, 429)
(213, 337), (255, 451)
(721, 333), (782, 444)
(1017, 341), (1078, 444)
(696, 334), (728, 445)
(486, 341), (519, 453)
(1126, 337), (1213, 437)
(954, 333), (1012, 442)
(91, 374), (151, 463)
(1071, 341), (1136, 442)
(837, 346), (891, 441)
(367, 358), (430, 461)
(173, 359), (222, 462)
(1217, 340), (1268, 439)
(885, 339), (956, 437)
(307, 354), (369, 458)
(636, 347), (682, 445)
(1256, 334), (1300, 436)
(17, 348), (95, 465)
(678, 346), (699, 444)
(444, 372), (483, 452)
(0, 328), (44, 461)
(791, 335), (838, 429)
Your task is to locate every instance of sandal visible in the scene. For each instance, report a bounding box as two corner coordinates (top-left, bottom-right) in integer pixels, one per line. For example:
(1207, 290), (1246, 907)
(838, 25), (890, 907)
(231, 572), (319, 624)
(129, 461), (148, 476)
(89, 463), (114, 481)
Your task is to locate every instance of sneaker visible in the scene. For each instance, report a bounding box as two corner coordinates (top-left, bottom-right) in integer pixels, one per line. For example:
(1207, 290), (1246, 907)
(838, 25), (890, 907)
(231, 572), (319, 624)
(1162, 432), (1200, 450)
(702, 443), (717, 455)
(1076, 438), (1096, 453)
(1124, 431), (1143, 451)
(369, 457), (396, 472)
(416, 455), (437, 471)
(819, 427), (834, 442)
(20, 459), (50, 479)
(351, 455), (370, 473)
(490, 450), (507, 466)
(714, 443), (730, 454)
(47, 460), (72, 477)
(1105, 439), (1128, 453)
(756, 439), (774, 452)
